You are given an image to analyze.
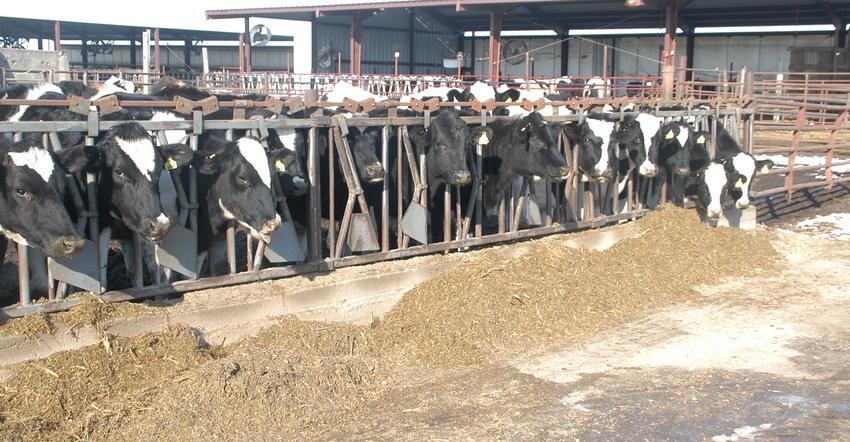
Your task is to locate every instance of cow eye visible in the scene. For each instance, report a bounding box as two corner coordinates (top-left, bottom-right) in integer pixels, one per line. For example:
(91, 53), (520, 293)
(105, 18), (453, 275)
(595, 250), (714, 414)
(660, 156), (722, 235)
(237, 175), (249, 185)
(114, 168), (124, 178)
(14, 188), (28, 198)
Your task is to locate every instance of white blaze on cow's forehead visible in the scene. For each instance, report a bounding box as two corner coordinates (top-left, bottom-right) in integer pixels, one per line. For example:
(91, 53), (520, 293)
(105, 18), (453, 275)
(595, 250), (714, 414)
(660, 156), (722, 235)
(732, 152), (756, 205)
(586, 119), (614, 170)
(8, 83), (63, 122)
(635, 113), (662, 149)
(9, 146), (55, 183)
(704, 162), (728, 213)
(237, 138), (272, 188)
(277, 127), (297, 152)
(675, 124), (690, 147)
(117, 136), (157, 181)
(469, 81), (496, 101)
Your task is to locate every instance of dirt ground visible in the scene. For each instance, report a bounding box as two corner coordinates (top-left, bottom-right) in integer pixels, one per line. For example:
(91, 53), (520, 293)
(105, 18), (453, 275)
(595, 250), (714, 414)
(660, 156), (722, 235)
(1, 183), (850, 440)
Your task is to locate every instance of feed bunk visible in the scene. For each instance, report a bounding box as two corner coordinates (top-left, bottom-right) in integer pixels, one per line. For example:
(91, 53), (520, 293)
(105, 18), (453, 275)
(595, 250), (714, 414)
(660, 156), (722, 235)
(0, 84), (753, 317)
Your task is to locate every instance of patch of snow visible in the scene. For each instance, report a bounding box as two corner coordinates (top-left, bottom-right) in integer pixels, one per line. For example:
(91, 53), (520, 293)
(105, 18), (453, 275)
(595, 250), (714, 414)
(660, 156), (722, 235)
(796, 213), (850, 240)
(756, 154), (850, 174)
(711, 423), (772, 441)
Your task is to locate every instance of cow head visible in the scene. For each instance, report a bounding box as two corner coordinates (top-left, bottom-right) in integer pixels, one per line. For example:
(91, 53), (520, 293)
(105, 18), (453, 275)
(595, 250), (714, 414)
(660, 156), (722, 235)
(410, 109), (477, 190)
(195, 135), (280, 243)
(512, 112), (570, 180)
(0, 140), (85, 258)
(651, 121), (694, 177)
(267, 126), (308, 197)
(691, 162), (740, 218)
(347, 126), (384, 183)
(727, 153), (773, 210)
(58, 123), (192, 243)
(615, 114), (649, 172)
(564, 117), (617, 183)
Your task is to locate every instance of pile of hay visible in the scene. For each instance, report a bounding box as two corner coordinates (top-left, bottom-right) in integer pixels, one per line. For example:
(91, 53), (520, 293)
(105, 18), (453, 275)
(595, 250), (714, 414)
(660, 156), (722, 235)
(0, 206), (782, 440)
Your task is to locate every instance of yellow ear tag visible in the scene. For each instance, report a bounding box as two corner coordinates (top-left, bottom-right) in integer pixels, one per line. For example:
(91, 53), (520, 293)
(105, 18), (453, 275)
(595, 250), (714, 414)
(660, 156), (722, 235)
(734, 178), (744, 188)
(760, 164), (770, 174)
(505, 97), (513, 103)
(665, 129), (675, 140)
(478, 132), (490, 145)
(275, 159), (286, 173)
(164, 156), (178, 171)
(696, 134), (706, 144)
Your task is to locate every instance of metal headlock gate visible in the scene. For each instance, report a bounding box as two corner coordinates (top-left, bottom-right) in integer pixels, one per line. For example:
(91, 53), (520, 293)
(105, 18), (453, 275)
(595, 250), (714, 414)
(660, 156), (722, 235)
(0, 89), (769, 318)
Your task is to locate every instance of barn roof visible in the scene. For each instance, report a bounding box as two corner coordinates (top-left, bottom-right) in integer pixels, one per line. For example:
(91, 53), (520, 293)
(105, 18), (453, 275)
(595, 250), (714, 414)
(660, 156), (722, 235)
(0, 16), (293, 44)
(205, 0), (850, 34)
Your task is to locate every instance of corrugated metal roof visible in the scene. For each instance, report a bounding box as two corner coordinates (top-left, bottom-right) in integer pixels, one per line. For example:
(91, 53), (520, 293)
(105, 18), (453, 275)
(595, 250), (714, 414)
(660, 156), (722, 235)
(206, 0), (850, 33)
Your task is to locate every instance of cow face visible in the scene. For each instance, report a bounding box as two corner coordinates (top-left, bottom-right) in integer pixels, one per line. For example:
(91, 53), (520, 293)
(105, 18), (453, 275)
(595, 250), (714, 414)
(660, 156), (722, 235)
(347, 126), (384, 183)
(651, 121), (693, 177)
(615, 115), (648, 172)
(101, 123), (175, 242)
(195, 136), (280, 243)
(513, 114), (569, 180)
(726, 152), (774, 210)
(693, 162), (740, 218)
(0, 140), (84, 258)
(268, 127), (308, 197)
(565, 118), (616, 183)
(410, 110), (475, 189)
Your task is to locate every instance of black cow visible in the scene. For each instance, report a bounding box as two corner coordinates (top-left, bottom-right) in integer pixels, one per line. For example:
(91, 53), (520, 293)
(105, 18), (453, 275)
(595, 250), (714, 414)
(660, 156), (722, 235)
(193, 133), (287, 276)
(482, 112), (569, 215)
(0, 138), (85, 259)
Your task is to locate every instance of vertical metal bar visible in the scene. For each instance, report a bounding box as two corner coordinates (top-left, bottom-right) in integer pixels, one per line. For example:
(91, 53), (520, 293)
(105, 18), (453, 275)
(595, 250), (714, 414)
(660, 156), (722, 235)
(18, 244), (30, 306)
(381, 125), (390, 252)
(227, 223), (236, 275)
(133, 234), (143, 288)
(307, 126), (321, 262)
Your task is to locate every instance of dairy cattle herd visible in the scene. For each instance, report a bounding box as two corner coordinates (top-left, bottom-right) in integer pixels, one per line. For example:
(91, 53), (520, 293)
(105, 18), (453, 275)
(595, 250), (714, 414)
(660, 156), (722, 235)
(0, 76), (770, 301)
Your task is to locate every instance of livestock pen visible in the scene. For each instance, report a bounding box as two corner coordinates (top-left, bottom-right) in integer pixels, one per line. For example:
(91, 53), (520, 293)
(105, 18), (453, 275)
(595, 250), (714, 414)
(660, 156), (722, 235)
(0, 69), (845, 317)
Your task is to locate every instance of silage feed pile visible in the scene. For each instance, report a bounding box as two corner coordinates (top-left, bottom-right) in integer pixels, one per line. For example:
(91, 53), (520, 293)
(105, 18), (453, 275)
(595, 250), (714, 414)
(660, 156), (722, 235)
(0, 206), (782, 441)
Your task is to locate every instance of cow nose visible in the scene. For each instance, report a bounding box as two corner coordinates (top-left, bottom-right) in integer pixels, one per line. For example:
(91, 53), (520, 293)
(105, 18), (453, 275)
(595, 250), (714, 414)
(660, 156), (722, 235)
(292, 176), (308, 190)
(676, 167), (691, 176)
(52, 235), (85, 258)
(557, 166), (570, 179)
(366, 162), (384, 182)
(453, 170), (471, 186)
(735, 201), (750, 210)
(262, 216), (282, 234)
(146, 216), (171, 242)
(707, 208), (723, 218)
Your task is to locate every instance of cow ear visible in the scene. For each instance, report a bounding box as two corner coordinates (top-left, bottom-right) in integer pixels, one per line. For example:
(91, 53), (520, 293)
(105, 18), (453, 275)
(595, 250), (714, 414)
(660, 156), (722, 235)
(158, 143), (194, 171)
(470, 126), (493, 145)
(756, 159), (774, 174)
(192, 150), (222, 175)
(55, 144), (101, 174)
(410, 126), (431, 146)
(562, 122), (581, 141)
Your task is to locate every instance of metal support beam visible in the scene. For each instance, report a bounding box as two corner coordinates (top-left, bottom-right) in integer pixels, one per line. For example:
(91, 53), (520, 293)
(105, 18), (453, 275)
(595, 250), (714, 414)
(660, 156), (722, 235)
(53, 21), (61, 53)
(244, 17), (252, 73)
(351, 12), (364, 75)
(488, 9), (503, 82)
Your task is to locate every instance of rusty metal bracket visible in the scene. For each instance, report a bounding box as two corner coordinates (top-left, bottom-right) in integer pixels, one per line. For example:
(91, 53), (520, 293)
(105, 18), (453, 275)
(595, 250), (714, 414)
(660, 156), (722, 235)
(521, 98), (536, 113)
(173, 96), (194, 115)
(286, 97), (304, 114)
(233, 99), (252, 120)
(424, 97), (440, 112)
(409, 98), (426, 113)
(94, 95), (120, 116)
(266, 96), (285, 115)
(359, 97), (376, 113)
(198, 96), (220, 116)
(67, 95), (91, 116)
(343, 97), (360, 114)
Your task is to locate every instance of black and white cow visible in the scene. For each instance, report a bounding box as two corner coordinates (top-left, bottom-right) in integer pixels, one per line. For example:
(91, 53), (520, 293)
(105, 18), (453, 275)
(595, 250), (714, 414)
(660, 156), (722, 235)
(54, 122), (193, 285)
(563, 116), (618, 184)
(0, 83), (85, 149)
(687, 125), (773, 218)
(193, 133), (287, 276)
(0, 138), (85, 259)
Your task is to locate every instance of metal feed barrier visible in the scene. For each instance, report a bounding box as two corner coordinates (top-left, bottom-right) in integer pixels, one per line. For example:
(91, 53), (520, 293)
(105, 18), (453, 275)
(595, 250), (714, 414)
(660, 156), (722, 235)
(0, 80), (825, 318)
